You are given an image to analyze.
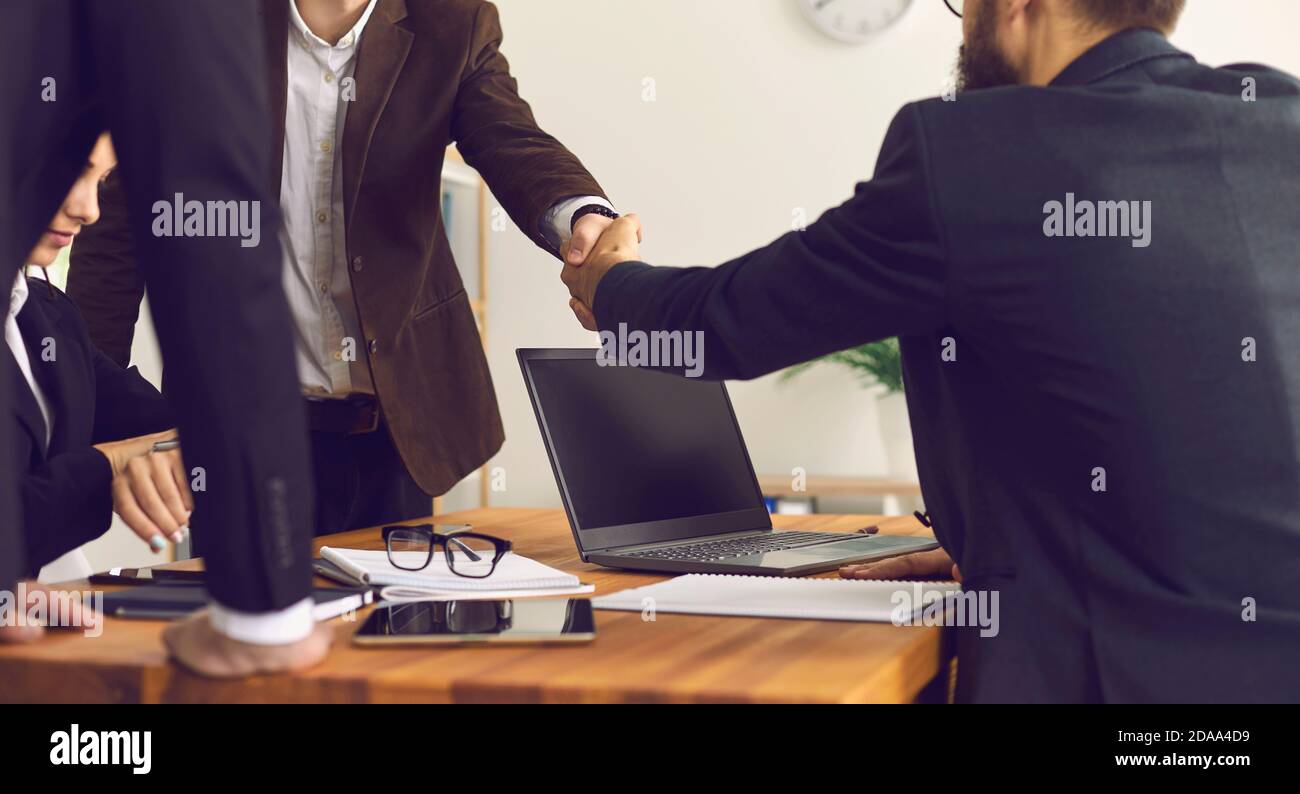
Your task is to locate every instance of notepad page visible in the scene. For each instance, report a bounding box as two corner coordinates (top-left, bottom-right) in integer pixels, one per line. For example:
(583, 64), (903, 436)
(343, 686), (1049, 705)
(592, 574), (961, 623)
(319, 547), (581, 591)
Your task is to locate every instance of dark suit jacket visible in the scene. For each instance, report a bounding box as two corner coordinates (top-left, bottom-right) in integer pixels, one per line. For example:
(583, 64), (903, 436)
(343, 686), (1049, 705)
(68, 0), (607, 497)
(593, 30), (1300, 703)
(8, 278), (171, 575)
(3, 0), (314, 613)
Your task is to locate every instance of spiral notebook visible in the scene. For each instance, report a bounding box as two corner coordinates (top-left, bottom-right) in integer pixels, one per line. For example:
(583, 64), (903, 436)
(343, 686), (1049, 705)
(592, 574), (961, 623)
(319, 547), (587, 594)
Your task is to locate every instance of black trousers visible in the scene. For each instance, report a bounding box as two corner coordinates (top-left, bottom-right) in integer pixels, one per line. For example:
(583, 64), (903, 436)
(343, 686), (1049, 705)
(952, 573), (1104, 704)
(192, 424), (430, 558)
(308, 424), (432, 537)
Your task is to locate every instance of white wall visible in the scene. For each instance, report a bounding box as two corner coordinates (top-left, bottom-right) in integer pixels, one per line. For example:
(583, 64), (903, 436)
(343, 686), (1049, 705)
(79, 0), (1300, 568)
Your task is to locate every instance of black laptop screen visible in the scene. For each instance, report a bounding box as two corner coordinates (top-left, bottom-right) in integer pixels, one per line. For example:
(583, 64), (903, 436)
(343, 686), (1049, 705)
(526, 358), (763, 531)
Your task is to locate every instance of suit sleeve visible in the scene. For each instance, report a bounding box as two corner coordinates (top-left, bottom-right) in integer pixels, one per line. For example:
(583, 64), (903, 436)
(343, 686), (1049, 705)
(50, 284), (174, 442)
(21, 297), (172, 573)
(21, 449), (113, 573)
(452, 1), (607, 257)
(66, 171), (146, 368)
(90, 348), (174, 444)
(86, 0), (314, 614)
(593, 104), (950, 380)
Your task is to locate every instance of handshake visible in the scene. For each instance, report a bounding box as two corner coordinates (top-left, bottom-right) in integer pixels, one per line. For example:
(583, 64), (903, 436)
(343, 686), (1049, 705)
(560, 213), (643, 331)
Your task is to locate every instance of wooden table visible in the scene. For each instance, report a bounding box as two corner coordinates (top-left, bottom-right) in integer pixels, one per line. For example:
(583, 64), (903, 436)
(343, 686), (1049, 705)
(0, 509), (953, 703)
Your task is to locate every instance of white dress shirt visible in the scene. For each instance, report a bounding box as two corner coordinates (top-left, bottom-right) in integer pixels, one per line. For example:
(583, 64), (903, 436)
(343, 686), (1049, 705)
(208, 597), (316, 646)
(279, 0), (379, 395)
(6, 271), (52, 452)
(210, 0), (609, 644)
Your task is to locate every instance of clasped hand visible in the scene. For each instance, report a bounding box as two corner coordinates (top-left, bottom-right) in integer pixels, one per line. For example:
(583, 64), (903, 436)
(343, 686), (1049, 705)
(561, 214), (642, 331)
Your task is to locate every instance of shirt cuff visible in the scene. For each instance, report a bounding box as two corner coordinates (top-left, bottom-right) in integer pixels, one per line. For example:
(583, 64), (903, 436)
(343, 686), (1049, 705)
(541, 195), (616, 251)
(208, 597), (314, 645)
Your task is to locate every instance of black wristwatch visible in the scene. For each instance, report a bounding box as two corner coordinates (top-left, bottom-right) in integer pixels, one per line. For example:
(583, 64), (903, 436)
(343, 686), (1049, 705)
(570, 204), (619, 231)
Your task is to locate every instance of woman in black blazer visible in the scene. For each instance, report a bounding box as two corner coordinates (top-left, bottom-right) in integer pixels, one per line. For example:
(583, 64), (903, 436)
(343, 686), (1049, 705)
(7, 134), (189, 581)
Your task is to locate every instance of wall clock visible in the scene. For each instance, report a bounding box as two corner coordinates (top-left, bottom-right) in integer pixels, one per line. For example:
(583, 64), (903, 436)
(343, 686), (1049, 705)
(797, 0), (916, 45)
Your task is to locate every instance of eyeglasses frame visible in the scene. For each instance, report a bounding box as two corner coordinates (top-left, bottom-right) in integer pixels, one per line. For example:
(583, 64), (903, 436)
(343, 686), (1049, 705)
(381, 524), (513, 579)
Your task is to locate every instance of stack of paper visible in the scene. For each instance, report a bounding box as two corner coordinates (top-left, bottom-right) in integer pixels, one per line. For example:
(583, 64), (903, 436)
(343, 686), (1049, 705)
(593, 574), (960, 623)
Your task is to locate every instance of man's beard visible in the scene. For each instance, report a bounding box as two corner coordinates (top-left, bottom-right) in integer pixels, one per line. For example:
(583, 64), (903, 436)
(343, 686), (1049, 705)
(955, 0), (1020, 93)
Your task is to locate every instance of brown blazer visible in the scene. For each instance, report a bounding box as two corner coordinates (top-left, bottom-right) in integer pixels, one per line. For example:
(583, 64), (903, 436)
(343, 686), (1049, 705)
(67, 0), (607, 496)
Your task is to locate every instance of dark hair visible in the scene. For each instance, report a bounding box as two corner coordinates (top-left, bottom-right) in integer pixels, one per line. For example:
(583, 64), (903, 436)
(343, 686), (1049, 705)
(1071, 0), (1186, 32)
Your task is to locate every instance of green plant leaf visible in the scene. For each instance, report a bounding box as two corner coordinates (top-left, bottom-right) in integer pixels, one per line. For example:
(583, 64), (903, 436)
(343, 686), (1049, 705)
(779, 339), (903, 394)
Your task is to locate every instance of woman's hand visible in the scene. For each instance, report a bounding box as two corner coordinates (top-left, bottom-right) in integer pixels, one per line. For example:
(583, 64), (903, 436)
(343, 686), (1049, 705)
(94, 429), (174, 474)
(94, 430), (193, 552)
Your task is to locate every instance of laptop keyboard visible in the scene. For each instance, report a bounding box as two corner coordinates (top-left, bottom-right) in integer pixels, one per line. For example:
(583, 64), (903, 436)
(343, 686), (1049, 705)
(623, 532), (848, 562)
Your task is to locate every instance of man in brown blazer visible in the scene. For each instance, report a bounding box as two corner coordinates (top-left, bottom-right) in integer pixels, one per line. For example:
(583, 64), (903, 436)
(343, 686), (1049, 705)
(69, 0), (620, 538)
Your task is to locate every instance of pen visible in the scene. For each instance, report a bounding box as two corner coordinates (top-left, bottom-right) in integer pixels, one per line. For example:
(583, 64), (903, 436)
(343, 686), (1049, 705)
(112, 608), (186, 620)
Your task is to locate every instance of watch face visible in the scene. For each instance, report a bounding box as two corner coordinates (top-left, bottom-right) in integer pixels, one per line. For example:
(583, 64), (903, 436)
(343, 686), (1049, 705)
(797, 0), (916, 45)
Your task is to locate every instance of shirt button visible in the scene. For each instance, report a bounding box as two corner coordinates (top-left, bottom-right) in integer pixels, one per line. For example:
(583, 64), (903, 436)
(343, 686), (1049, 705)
(350, 256), (363, 272)
(319, 282), (329, 294)
(332, 351), (343, 361)
(321, 139), (332, 153)
(368, 339), (379, 356)
(324, 72), (334, 84)
(317, 211), (328, 224)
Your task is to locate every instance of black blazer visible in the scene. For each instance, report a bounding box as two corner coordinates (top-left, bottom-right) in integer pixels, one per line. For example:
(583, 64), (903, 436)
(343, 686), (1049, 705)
(592, 30), (1300, 702)
(7, 276), (171, 576)
(1, 0), (315, 613)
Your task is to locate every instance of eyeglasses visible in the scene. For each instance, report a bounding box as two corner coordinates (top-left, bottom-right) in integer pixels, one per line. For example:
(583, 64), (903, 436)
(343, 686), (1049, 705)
(943, 0), (963, 18)
(382, 524), (512, 579)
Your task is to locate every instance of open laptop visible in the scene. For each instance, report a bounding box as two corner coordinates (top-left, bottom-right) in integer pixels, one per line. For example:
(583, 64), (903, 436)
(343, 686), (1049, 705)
(518, 349), (938, 576)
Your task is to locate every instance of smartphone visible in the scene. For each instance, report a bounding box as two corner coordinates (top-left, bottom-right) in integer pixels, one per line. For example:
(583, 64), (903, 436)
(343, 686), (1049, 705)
(353, 598), (596, 646)
(88, 566), (205, 586)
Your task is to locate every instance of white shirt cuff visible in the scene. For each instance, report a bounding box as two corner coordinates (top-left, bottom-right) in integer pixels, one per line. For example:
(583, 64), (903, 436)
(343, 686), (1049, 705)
(208, 597), (315, 645)
(542, 195), (615, 250)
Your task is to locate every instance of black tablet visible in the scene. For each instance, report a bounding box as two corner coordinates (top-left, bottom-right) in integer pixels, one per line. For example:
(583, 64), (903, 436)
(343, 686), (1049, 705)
(353, 599), (595, 646)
